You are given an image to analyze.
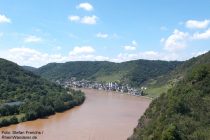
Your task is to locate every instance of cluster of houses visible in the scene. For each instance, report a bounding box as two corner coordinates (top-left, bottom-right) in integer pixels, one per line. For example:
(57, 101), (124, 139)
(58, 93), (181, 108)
(56, 77), (146, 96)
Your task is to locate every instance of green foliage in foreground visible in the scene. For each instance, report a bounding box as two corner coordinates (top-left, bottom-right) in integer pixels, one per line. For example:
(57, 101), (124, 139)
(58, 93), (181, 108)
(0, 58), (85, 127)
(128, 64), (210, 140)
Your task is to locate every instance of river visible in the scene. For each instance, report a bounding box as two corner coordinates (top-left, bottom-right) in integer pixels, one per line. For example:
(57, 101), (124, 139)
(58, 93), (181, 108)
(0, 89), (151, 140)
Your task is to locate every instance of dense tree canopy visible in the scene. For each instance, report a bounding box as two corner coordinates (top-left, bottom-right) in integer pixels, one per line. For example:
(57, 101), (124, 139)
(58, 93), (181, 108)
(129, 52), (210, 140)
(33, 60), (181, 87)
(0, 58), (85, 127)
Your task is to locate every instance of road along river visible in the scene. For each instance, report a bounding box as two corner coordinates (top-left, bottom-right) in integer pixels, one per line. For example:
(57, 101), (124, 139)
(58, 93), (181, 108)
(0, 89), (151, 140)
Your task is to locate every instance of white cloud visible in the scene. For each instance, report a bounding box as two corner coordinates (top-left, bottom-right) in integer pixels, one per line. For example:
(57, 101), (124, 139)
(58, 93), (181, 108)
(68, 54), (110, 62)
(186, 19), (210, 29)
(163, 29), (189, 52)
(98, 33), (120, 39)
(114, 53), (137, 62)
(123, 40), (138, 51)
(81, 15), (97, 25)
(53, 46), (61, 51)
(113, 51), (190, 62)
(94, 55), (110, 61)
(138, 51), (159, 60)
(24, 35), (42, 43)
(161, 21), (210, 52)
(68, 15), (80, 22)
(1, 46), (198, 68)
(132, 40), (138, 46)
(69, 46), (95, 55)
(192, 28), (210, 40)
(0, 47), (102, 67)
(191, 51), (208, 57)
(76, 3), (93, 11)
(1, 47), (68, 67)
(96, 32), (108, 38)
(114, 51), (160, 62)
(124, 46), (136, 51)
(68, 15), (97, 25)
(0, 14), (11, 23)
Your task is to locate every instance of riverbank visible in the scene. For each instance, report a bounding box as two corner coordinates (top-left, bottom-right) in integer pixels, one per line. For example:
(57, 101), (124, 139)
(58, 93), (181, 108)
(0, 90), (85, 128)
(75, 88), (153, 100)
(0, 89), (150, 140)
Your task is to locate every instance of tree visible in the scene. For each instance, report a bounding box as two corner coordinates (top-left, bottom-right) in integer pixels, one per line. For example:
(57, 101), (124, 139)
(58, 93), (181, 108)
(161, 124), (180, 140)
(10, 116), (18, 124)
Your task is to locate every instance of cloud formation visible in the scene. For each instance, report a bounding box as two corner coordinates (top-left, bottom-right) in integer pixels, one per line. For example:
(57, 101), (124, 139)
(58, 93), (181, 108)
(161, 20), (210, 53)
(68, 15), (80, 22)
(0, 47), (109, 67)
(124, 46), (136, 51)
(1, 46), (205, 68)
(76, 3), (93, 11)
(163, 29), (189, 52)
(96, 32), (108, 38)
(68, 15), (97, 25)
(69, 3), (97, 25)
(81, 15), (97, 25)
(24, 35), (42, 43)
(115, 51), (159, 62)
(186, 19), (210, 29)
(192, 28), (210, 40)
(69, 46), (95, 55)
(123, 40), (138, 51)
(1, 47), (67, 67)
(0, 14), (11, 23)
(191, 51), (208, 57)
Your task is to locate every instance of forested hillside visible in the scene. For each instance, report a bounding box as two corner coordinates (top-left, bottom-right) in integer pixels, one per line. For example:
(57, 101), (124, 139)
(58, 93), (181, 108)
(143, 51), (210, 97)
(35, 60), (181, 87)
(0, 58), (85, 127)
(22, 66), (37, 72)
(129, 52), (210, 140)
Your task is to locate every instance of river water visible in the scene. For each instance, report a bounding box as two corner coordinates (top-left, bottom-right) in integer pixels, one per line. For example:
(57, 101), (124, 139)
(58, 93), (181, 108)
(0, 89), (150, 140)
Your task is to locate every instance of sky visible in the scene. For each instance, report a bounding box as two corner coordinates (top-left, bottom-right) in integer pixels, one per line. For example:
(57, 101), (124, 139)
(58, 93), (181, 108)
(0, 0), (210, 67)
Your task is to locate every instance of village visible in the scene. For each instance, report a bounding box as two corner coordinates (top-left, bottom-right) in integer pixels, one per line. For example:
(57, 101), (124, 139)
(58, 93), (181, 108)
(56, 77), (146, 96)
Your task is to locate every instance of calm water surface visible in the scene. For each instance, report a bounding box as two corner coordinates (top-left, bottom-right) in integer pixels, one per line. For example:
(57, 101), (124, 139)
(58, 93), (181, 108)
(0, 89), (150, 140)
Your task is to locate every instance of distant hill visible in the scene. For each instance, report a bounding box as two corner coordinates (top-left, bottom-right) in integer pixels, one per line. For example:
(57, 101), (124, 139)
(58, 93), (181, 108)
(22, 66), (37, 73)
(143, 51), (210, 98)
(0, 58), (85, 127)
(35, 60), (182, 87)
(129, 51), (210, 140)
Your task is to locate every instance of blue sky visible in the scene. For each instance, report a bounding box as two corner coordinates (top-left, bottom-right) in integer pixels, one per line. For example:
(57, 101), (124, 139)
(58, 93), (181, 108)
(0, 0), (210, 67)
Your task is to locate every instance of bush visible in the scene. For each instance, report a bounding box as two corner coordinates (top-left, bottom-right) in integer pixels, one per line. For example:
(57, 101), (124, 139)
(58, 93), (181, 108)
(0, 119), (10, 127)
(10, 116), (18, 124)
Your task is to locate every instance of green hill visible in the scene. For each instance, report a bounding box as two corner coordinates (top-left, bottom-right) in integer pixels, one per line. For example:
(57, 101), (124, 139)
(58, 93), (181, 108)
(0, 58), (85, 127)
(22, 66), (37, 72)
(35, 60), (181, 87)
(128, 51), (210, 140)
(143, 51), (210, 98)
